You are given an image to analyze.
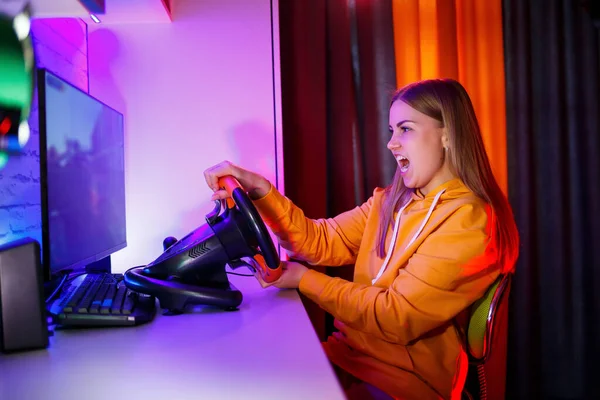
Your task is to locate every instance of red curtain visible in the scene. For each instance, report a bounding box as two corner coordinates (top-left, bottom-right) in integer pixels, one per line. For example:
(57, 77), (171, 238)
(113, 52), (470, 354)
(278, 0), (398, 340)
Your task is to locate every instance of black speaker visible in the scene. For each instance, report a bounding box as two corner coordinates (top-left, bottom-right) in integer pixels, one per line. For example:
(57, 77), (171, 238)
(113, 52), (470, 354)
(0, 237), (49, 353)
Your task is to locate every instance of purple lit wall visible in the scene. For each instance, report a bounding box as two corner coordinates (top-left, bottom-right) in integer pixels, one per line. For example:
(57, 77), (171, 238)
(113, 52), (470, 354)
(0, 18), (88, 247)
(88, 0), (283, 271)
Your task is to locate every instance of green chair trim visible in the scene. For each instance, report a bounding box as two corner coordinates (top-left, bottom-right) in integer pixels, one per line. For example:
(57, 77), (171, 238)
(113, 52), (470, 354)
(466, 273), (512, 363)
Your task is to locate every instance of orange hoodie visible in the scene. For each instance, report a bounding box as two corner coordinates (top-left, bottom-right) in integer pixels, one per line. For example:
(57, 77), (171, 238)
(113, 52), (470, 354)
(253, 178), (501, 399)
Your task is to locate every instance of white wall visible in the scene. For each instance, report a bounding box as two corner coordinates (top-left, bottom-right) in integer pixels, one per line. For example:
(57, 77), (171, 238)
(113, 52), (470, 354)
(88, 0), (283, 271)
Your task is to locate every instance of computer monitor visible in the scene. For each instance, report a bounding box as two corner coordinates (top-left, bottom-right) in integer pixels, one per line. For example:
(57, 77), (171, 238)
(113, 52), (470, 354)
(37, 68), (126, 280)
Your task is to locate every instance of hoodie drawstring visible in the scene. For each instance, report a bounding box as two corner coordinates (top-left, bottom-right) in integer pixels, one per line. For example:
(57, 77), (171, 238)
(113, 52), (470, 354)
(372, 189), (446, 285)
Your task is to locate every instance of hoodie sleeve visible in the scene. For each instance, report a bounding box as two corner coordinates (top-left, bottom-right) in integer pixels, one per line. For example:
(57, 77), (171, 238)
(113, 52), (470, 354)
(252, 184), (375, 267)
(298, 202), (501, 345)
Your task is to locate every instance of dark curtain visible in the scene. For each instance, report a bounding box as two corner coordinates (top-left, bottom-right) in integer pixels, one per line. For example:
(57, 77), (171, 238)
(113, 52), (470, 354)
(278, 0), (397, 339)
(503, 0), (600, 398)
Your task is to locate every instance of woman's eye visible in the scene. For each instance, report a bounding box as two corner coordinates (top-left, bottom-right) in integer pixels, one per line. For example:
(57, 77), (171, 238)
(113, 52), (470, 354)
(400, 126), (411, 133)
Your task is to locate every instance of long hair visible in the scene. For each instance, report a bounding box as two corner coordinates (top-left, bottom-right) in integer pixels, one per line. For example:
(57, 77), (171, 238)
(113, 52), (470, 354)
(376, 79), (519, 273)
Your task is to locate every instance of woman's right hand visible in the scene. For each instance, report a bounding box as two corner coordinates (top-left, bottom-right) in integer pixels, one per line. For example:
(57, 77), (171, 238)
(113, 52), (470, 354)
(203, 160), (271, 201)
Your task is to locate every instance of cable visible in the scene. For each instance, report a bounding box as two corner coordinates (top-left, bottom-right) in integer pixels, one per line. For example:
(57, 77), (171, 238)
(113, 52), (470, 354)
(226, 271), (254, 277)
(66, 271), (86, 282)
(226, 259), (256, 277)
(44, 273), (69, 305)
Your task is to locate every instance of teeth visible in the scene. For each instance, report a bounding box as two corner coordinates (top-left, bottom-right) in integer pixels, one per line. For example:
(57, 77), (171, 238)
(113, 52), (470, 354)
(396, 155), (410, 172)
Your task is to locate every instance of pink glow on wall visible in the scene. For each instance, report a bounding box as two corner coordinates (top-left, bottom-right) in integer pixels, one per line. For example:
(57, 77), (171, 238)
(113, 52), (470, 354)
(88, 0), (282, 271)
(30, 0), (171, 24)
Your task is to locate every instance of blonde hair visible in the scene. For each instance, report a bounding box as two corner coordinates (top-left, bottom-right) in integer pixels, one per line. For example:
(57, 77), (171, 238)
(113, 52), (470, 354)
(376, 79), (519, 273)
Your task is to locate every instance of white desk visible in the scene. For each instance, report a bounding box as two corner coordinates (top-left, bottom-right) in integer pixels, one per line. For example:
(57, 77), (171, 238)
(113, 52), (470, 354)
(0, 275), (345, 400)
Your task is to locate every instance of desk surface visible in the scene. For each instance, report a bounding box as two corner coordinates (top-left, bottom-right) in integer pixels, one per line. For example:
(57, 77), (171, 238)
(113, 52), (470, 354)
(0, 274), (345, 400)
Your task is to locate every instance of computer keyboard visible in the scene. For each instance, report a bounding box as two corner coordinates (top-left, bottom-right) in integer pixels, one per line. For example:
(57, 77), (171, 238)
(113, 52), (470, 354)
(49, 273), (156, 327)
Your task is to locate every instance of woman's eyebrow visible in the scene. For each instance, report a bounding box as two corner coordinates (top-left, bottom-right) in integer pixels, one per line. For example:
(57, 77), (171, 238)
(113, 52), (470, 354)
(396, 119), (416, 127)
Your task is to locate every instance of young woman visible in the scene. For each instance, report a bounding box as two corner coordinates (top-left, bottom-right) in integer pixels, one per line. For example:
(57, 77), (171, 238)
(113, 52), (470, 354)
(204, 79), (519, 399)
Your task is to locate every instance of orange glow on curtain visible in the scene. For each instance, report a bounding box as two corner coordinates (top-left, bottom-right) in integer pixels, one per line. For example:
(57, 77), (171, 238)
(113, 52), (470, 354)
(392, 0), (508, 194)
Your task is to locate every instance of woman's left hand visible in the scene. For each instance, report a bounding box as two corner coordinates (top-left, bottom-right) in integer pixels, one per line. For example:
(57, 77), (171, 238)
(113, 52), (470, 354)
(256, 260), (308, 289)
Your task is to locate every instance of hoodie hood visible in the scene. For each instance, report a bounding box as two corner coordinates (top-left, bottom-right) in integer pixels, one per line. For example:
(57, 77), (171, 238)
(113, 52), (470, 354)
(410, 178), (471, 202)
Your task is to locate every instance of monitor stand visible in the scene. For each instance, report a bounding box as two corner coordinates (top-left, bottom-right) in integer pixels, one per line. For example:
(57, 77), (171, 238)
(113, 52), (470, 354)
(85, 255), (111, 274)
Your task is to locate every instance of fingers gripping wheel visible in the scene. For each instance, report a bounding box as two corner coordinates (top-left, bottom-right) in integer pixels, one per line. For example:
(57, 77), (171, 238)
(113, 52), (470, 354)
(218, 176), (282, 283)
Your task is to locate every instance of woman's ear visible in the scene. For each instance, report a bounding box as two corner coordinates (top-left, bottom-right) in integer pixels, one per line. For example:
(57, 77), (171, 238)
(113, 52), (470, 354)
(441, 129), (450, 150)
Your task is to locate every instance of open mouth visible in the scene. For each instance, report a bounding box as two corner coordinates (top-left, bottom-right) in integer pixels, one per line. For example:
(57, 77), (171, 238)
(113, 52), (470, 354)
(396, 155), (410, 173)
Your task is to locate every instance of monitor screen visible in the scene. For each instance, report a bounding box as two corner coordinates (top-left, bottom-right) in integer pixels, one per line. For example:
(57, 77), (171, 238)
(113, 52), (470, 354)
(38, 69), (126, 278)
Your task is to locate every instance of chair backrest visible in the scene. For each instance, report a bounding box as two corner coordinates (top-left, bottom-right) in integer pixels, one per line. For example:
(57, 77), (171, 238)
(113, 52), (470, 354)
(466, 273), (512, 363)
